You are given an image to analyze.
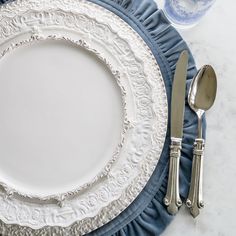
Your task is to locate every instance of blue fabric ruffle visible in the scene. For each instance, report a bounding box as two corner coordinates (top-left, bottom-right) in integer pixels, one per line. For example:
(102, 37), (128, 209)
(0, 0), (206, 235)
(86, 0), (206, 235)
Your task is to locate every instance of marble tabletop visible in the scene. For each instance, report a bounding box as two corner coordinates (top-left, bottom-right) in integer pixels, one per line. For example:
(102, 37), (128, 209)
(155, 0), (236, 235)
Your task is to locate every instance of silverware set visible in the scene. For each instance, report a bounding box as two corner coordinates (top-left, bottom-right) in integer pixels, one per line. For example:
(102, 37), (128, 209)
(164, 50), (217, 217)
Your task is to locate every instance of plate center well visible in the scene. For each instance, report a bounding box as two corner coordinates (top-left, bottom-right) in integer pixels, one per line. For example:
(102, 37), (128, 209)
(0, 40), (123, 196)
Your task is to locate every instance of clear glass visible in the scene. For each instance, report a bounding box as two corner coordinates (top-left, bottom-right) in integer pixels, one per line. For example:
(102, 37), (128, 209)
(162, 0), (216, 29)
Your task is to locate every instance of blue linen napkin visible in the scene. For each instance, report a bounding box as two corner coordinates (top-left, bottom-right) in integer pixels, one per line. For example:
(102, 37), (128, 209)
(86, 0), (206, 235)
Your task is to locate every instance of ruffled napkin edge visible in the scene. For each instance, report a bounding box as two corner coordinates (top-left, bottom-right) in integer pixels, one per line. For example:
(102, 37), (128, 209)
(87, 0), (206, 235)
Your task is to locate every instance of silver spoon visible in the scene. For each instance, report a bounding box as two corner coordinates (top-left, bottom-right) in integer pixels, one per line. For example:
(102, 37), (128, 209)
(186, 65), (217, 218)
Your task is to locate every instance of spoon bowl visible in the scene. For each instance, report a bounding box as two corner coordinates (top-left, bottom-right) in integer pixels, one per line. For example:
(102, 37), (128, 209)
(188, 65), (217, 137)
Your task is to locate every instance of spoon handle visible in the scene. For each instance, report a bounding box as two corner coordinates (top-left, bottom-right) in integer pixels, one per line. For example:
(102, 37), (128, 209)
(164, 138), (182, 215)
(186, 138), (205, 218)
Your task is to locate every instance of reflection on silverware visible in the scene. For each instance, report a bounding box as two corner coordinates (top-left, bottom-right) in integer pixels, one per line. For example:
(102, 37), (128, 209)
(164, 50), (189, 215)
(186, 65), (217, 218)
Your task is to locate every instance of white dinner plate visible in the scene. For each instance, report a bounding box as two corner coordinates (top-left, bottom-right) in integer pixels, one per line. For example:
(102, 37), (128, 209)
(0, 0), (168, 234)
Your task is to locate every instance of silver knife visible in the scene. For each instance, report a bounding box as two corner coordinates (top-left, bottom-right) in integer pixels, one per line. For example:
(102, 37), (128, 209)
(164, 50), (189, 215)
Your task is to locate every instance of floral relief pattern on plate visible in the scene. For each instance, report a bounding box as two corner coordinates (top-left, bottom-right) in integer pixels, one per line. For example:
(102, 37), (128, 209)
(0, 0), (168, 234)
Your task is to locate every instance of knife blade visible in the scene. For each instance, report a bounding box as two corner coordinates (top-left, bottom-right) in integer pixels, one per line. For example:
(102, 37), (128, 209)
(164, 50), (189, 215)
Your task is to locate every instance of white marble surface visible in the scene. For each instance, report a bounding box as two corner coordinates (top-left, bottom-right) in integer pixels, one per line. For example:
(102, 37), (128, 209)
(156, 0), (236, 235)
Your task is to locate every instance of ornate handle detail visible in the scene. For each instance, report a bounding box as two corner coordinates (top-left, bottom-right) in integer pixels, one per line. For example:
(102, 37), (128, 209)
(186, 138), (205, 218)
(164, 138), (182, 215)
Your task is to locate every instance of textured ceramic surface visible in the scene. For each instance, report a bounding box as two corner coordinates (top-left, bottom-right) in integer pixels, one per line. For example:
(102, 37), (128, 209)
(0, 0), (168, 234)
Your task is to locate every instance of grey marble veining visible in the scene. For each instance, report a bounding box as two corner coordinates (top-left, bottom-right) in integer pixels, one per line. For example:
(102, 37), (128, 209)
(157, 0), (236, 235)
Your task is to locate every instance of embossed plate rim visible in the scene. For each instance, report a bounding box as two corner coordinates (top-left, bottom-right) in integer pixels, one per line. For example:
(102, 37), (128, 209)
(0, 0), (168, 234)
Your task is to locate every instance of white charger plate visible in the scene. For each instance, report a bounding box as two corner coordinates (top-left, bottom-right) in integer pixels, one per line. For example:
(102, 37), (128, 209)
(0, 0), (168, 234)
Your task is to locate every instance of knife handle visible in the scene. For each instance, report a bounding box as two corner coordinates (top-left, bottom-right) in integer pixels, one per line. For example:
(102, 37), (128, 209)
(164, 137), (182, 215)
(186, 138), (205, 218)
